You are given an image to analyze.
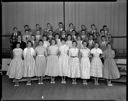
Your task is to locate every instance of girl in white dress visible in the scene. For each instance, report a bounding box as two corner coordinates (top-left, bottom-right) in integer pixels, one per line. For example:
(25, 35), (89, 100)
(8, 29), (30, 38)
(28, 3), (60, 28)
(68, 40), (80, 84)
(55, 33), (61, 46)
(80, 40), (91, 85)
(58, 38), (70, 84)
(43, 35), (50, 48)
(23, 41), (36, 85)
(90, 42), (103, 85)
(7, 42), (24, 86)
(45, 39), (59, 84)
(66, 34), (72, 48)
(35, 40), (47, 84)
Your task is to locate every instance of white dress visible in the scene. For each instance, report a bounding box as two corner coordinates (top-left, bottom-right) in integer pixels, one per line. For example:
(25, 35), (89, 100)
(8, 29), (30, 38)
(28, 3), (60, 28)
(90, 48), (103, 77)
(58, 44), (70, 77)
(43, 41), (50, 48)
(66, 40), (72, 48)
(23, 47), (36, 77)
(68, 47), (80, 78)
(45, 45), (60, 76)
(35, 46), (47, 76)
(80, 48), (91, 79)
(7, 48), (24, 79)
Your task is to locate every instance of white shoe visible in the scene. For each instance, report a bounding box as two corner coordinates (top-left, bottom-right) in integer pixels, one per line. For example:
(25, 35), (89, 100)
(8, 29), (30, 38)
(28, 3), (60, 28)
(83, 82), (88, 85)
(26, 83), (31, 85)
(38, 82), (41, 85)
(108, 83), (113, 86)
(40, 82), (44, 84)
(63, 81), (66, 84)
(14, 84), (19, 87)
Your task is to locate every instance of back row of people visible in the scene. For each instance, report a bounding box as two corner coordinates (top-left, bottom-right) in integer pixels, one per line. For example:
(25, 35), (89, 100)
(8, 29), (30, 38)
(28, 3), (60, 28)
(10, 22), (112, 50)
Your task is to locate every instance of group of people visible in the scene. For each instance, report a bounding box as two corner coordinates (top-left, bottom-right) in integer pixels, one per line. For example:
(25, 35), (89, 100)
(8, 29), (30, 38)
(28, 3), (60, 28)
(7, 22), (120, 87)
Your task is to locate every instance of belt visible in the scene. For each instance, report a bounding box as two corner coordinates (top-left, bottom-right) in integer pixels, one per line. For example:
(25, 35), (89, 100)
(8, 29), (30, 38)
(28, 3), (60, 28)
(70, 56), (78, 58)
(37, 55), (44, 56)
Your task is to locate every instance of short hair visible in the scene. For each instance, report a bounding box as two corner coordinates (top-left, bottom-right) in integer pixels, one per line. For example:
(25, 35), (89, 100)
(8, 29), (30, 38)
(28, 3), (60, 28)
(61, 38), (66, 42)
(82, 40), (88, 46)
(67, 34), (72, 40)
(39, 39), (43, 43)
(72, 40), (77, 45)
(100, 29), (105, 32)
(103, 25), (107, 28)
(54, 33), (60, 38)
(77, 35), (82, 40)
(13, 27), (17, 30)
(101, 35), (106, 38)
(24, 25), (29, 28)
(91, 24), (95, 27)
(36, 24), (40, 26)
(16, 42), (21, 46)
(50, 38), (57, 45)
(27, 40), (33, 46)
(69, 23), (73, 26)
(59, 22), (63, 25)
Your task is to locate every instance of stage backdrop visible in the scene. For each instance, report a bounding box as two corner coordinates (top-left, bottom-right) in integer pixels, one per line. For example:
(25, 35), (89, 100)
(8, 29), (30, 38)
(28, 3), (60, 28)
(2, 0), (126, 51)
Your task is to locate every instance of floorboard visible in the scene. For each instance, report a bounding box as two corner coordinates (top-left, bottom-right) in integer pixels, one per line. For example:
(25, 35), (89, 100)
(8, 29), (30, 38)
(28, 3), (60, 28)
(2, 75), (126, 101)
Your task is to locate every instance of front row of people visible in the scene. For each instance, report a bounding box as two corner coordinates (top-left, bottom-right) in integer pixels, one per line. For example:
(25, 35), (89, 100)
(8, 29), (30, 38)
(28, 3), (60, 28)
(7, 39), (120, 87)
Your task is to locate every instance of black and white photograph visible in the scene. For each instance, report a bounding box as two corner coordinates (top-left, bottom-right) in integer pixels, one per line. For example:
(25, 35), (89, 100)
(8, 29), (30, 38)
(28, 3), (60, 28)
(1, 0), (126, 100)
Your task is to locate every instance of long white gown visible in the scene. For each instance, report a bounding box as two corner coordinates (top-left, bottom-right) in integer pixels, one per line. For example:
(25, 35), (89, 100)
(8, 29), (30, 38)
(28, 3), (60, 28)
(58, 44), (70, 77)
(68, 47), (80, 78)
(90, 48), (103, 77)
(80, 48), (91, 79)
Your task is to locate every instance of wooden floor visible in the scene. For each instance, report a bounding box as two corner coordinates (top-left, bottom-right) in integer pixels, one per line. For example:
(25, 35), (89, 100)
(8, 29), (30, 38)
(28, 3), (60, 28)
(2, 75), (126, 101)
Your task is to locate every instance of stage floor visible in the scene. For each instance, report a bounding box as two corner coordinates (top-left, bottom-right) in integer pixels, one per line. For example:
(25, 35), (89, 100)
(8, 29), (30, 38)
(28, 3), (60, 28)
(2, 75), (126, 100)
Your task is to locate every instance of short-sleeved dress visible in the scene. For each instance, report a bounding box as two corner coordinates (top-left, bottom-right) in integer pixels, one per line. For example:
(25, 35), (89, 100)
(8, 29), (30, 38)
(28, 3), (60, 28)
(77, 40), (82, 49)
(88, 39), (94, 49)
(68, 47), (80, 78)
(23, 47), (36, 77)
(43, 41), (50, 48)
(35, 46), (47, 77)
(66, 40), (72, 48)
(58, 44), (70, 77)
(103, 49), (120, 79)
(7, 48), (24, 79)
(45, 45), (60, 76)
(90, 48), (103, 77)
(80, 48), (91, 79)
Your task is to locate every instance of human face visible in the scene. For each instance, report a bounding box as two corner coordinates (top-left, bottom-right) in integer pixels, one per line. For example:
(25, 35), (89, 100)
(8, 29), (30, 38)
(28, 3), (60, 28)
(43, 37), (47, 41)
(83, 42), (87, 47)
(61, 40), (65, 45)
(27, 42), (32, 47)
(107, 44), (111, 49)
(55, 35), (59, 39)
(77, 36), (81, 40)
(59, 24), (63, 28)
(95, 43), (99, 48)
(16, 43), (20, 48)
(67, 35), (71, 40)
(81, 25), (85, 30)
(36, 25), (40, 29)
(91, 25), (96, 30)
(51, 40), (55, 45)
(39, 41), (43, 46)
(18, 36), (21, 41)
(72, 42), (76, 47)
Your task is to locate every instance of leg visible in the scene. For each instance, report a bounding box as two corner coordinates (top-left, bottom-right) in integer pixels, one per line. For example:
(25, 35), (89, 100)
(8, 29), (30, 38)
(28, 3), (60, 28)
(26, 77), (31, 85)
(40, 76), (44, 84)
(83, 79), (87, 85)
(14, 79), (19, 86)
(63, 76), (66, 84)
(38, 76), (41, 84)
